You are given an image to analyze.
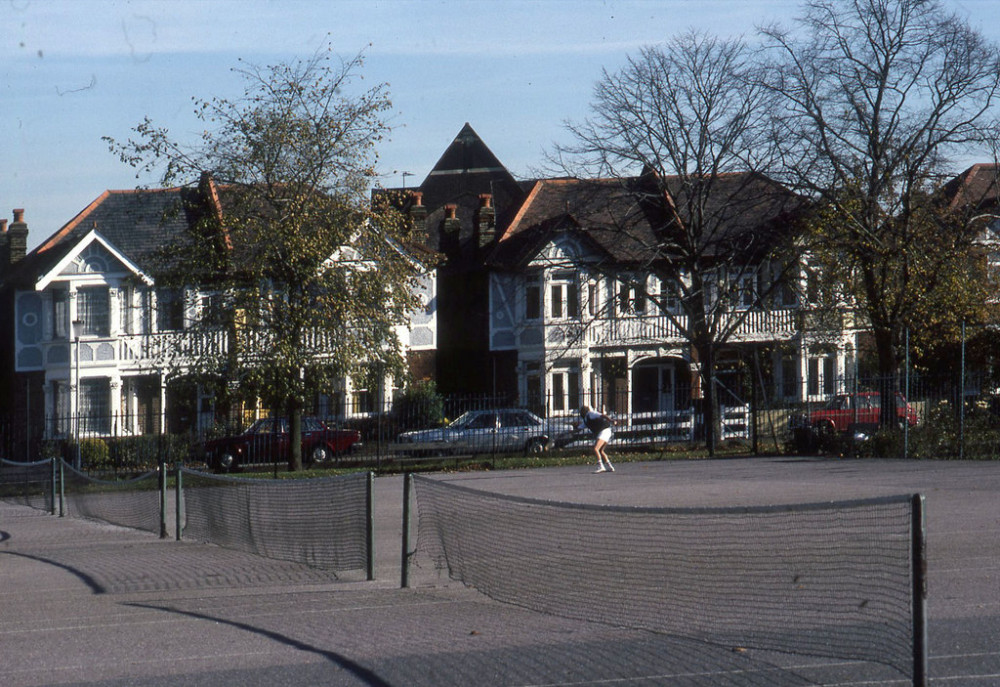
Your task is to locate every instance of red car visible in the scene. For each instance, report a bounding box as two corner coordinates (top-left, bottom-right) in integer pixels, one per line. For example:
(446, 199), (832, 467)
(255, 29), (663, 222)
(808, 391), (918, 433)
(202, 417), (361, 471)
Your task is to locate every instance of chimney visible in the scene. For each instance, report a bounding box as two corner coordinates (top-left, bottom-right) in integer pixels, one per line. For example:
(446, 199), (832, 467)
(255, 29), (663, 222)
(476, 194), (495, 249)
(440, 204), (461, 253)
(0, 217), (7, 268)
(7, 209), (28, 264)
(408, 191), (427, 244)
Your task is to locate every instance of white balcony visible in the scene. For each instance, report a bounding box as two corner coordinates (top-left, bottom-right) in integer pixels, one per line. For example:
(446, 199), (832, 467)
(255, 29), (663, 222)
(525, 308), (801, 350)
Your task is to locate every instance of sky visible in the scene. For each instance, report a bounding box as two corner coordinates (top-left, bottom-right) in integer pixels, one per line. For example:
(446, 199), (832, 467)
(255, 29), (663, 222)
(3, 0), (999, 251)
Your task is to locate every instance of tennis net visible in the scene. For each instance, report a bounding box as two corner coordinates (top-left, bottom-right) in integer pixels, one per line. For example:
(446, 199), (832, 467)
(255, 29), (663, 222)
(61, 461), (162, 534)
(409, 475), (923, 682)
(0, 458), (54, 512)
(179, 469), (372, 577)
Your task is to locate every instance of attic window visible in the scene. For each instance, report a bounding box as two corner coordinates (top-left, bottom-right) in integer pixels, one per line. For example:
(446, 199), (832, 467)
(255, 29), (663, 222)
(76, 244), (109, 274)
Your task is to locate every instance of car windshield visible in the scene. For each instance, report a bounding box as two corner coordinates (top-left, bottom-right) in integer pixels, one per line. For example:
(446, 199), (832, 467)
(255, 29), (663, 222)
(302, 418), (324, 432)
(251, 419), (284, 434)
(499, 411), (540, 427)
(446, 412), (473, 428)
(448, 412), (497, 430)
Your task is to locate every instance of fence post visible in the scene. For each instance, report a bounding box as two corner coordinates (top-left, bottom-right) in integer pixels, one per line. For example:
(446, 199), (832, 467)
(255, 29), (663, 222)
(366, 471), (375, 581)
(911, 493), (928, 686)
(58, 457), (64, 517)
(401, 472), (412, 588)
(175, 464), (183, 542)
(159, 460), (167, 539)
(49, 456), (57, 516)
(904, 329), (910, 460)
(960, 321), (966, 460)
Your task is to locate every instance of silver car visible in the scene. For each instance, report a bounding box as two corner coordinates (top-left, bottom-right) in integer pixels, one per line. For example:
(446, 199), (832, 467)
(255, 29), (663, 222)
(393, 409), (569, 457)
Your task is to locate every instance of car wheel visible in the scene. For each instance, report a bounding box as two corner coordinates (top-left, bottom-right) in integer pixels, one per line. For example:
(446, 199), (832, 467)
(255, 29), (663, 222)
(525, 438), (547, 455)
(216, 451), (236, 472)
(310, 445), (332, 465)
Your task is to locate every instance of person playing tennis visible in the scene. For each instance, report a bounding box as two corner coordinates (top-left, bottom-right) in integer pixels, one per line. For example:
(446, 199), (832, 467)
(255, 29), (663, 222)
(578, 405), (615, 473)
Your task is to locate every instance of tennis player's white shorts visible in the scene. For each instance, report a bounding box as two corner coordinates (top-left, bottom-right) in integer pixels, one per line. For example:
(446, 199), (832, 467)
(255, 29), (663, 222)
(596, 427), (613, 443)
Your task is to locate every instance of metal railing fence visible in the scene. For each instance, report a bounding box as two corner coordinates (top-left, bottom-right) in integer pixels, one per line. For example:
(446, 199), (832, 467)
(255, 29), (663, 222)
(2, 371), (999, 471)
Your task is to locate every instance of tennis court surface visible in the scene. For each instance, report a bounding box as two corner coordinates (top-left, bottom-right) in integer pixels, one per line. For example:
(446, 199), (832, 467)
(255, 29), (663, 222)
(1, 457), (998, 686)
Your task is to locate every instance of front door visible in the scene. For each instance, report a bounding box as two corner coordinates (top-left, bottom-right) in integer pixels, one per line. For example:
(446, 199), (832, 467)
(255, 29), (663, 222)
(632, 361), (677, 414)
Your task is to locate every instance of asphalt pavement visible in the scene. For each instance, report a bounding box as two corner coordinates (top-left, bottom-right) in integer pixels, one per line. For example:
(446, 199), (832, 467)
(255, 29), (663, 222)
(1, 456), (998, 685)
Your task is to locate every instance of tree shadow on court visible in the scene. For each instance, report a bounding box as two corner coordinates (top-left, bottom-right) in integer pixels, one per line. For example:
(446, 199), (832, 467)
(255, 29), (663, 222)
(126, 601), (828, 686)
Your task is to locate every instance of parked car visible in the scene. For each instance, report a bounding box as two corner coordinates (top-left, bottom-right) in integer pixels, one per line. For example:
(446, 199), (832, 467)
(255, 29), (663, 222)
(802, 391), (918, 434)
(201, 417), (362, 471)
(392, 409), (573, 457)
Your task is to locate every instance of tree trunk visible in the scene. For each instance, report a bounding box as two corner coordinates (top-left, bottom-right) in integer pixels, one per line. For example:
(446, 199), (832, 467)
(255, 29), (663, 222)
(873, 326), (900, 430)
(288, 398), (303, 472)
(695, 341), (718, 457)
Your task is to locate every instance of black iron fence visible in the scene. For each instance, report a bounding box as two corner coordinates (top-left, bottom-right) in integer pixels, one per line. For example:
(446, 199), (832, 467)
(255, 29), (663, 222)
(2, 373), (998, 473)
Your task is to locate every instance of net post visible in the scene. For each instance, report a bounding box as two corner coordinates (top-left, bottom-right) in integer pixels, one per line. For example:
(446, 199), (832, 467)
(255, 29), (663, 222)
(175, 465), (183, 542)
(366, 471), (375, 581)
(911, 493), (928, 687)
(401, 472), (412, 588)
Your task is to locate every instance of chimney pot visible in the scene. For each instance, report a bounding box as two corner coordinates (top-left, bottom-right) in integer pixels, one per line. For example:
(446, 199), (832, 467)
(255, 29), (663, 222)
(0, 219), (7, 233)
(411, 191), (424, 206)
(445, 204), (457, 220)
(479, 194), (492, 208)
(13, 209), (24, 223)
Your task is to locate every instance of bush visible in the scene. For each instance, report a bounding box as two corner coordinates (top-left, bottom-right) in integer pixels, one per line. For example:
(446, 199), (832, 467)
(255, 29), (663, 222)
(392, 382), (446, 430)
(77, 438), (111, 470)
(105, 435), (193, 471)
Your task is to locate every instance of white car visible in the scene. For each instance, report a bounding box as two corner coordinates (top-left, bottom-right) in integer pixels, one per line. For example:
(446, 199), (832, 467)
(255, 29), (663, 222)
(393, 409), (571, 457)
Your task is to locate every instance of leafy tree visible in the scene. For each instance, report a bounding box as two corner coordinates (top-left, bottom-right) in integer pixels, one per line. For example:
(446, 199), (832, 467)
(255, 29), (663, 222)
(762, 0), (1000, 424)
(556, 32), (802, 453)
(106, 47), (421, 470)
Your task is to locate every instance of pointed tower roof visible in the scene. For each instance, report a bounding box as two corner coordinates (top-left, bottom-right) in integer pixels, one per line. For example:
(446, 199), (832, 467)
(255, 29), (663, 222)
(418, 123), (522, 210)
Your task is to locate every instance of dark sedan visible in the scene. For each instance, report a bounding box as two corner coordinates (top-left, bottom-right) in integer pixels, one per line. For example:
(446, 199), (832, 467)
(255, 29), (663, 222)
(202, 417), (361, 471)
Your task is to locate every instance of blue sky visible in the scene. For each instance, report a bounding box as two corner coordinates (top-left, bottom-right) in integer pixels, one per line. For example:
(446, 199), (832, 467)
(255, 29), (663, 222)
(3, 0), (998, 250)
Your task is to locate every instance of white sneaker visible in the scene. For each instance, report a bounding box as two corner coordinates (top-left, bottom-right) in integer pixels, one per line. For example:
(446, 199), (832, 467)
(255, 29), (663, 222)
(606, 464), (615, 472)
(593, 467), (607, 473)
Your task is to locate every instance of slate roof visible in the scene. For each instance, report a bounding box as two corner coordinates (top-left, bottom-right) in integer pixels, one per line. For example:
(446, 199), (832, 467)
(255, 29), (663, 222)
(6, 177), (434, 291)
(4, 187), (200, 288)
(418, 123), (523, 212)
(488, 171), (803, 270)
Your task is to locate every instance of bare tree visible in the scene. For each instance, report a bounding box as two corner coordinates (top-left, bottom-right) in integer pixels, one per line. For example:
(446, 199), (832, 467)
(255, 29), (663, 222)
(762, 0), (1000, 424)
(556, 32), (802, 453)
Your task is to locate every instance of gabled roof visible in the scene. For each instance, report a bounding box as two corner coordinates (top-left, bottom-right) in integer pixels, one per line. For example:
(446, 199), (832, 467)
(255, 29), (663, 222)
(34, 229), (153, 291)
(5, 187), (199, 288)
(417, 123), (524, 213)
(488, 172), (802, 270)
(7, 177), (435, 291)
(489, 178), (664, 269)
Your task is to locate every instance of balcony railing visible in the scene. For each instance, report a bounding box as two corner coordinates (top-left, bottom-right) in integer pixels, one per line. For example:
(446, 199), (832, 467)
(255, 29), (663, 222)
(531, 308), (801, 349)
